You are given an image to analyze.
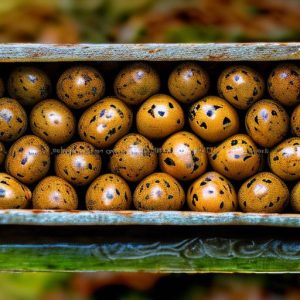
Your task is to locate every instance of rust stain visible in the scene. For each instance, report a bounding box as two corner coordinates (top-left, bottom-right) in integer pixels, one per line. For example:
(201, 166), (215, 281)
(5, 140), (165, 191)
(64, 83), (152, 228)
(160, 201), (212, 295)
(32, 209), (45, 214)
(148, 49), (161, 54)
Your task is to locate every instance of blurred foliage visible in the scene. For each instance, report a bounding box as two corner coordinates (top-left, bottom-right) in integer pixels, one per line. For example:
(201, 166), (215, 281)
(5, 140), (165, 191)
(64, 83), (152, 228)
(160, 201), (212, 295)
(0, 273), (299, 300)
(0, 273), (70, 300)
(0, 0), (298, 43)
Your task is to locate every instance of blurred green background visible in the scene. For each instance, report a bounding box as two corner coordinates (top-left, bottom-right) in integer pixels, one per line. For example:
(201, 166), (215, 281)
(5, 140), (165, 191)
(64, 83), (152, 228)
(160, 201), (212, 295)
(0, 0), (299, 43)
(0, 0), (299, 299)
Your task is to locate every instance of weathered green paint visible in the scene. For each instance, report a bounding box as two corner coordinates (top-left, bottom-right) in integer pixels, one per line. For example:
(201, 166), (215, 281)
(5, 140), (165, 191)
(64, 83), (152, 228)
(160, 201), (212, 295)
(0, 226), (299, 272)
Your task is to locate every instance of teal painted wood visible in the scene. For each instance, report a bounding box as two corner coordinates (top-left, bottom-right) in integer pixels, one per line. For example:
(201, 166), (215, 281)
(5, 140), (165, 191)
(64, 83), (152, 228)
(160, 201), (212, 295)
(0, 226), (299, 272)
(0, 210), (299, 227)
(0, 43), (298, 62)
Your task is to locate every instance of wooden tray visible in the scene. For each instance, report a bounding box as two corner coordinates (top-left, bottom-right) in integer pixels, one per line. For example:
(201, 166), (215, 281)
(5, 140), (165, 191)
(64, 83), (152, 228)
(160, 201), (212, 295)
(0, 43), (299, 273)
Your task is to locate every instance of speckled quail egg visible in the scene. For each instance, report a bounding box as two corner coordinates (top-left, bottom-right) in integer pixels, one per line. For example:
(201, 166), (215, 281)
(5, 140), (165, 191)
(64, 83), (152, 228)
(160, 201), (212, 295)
(110, 133), (158, 182)
(291, 181), (300, 213)
(30, 99), (76, 145)
(0, 173), (31, 209)
(86, 173), (132, 210)
(136, 94), (184, 139)
(188, 96), (240, 143)
(268, 63), (300, 107)
(78, 97), (133, 148)
(8, 66), (52, 106)
(187, 171), (237, 212)
(5, 135), (50, 184)
(0, 97), (27, 142)
(114, 62), (160, 105)
(55, 141), (101, 186)
(268, 137), (300, 181)
(209, 134), (261, 180)
(32, 176), (78, 210)
(238, 172), (289, 213)
(218, 65), (264, 110)
(133, 172), (185, 211)
(291, 104), (300, 137)
(245, 99), (289, 148)
(168, 62), (210, 104)
(56, 65), (105, 109)
(159, 131), (208, 181)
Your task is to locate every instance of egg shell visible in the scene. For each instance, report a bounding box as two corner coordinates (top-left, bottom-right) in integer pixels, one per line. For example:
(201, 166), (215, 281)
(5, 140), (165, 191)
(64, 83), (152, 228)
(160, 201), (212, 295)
(55, 141), (101, 186)
(159, 131), (208, 181)
(86, 174), (132, 210)
(245, 99), (289, 148)
(0, 173), (31, 209)
(209, 134), (261, 180)
(0, 97), (28, 142)
(268, 137), (300, 181)
(168, 62), (210, 104)
(30, 99), (76, 145)
(238, 172), (289, 213)
(32, 176), (78, 210)
(291, 104), (300, 137)
(110, 133), (158, 182)
(56, 65), (105, 109)
(136, 94), (185, 139)
(78, 97), (133, 148)
(5, 135), (51, 184)
(133, 172), (185, 211)
(291, 181), (300, 213)
(7, 66), (52, 106)
(217, 65), (265, 110)
(268, 63), (300, 107)
(114, 62), (160, 105)
(188, 96), (240, 143)
(187, 171), (237, 212)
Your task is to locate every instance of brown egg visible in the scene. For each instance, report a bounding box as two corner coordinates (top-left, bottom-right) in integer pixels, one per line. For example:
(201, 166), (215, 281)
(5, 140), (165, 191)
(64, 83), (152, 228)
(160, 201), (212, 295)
(7, 66), (52, 106)
(268, 137), (300, 181)
(0, 98), (28, 142)
(30, 99), (76, 145)
(239, 172), (289, 213)
(159, 131), (208, 181)
(268, 63), (300, 107)
(209, 134), (261, 180)
(217, 65), (265, 110)
(5, 135), (50, 184)
(188, 96), (240, 143)
(0, 173), (31, 209)
(57, 65), (105, 109)
(114, 62), (160, 105)
(86, 174), (132, 210)
(291, 104), (300, 137)
(133, 172), (185, 211)
(187, 171), (237, 212)
(0, 142), (5, 165)
(245, 99), (289, 148)
(110, 133), (158, 182)
(0, 78), (5, 97)
(55, 141), (101, 186)
(291, 182), (300, 213)
(32, 176), (78, 210)
(168, 62), (210, 104)
(78, 97), (133, 148)
(136, 94), (184, 139)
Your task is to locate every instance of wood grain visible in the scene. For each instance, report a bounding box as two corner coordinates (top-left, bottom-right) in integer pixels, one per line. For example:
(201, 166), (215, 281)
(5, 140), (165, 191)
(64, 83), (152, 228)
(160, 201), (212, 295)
(0, 43), (299, 62)
(0, 210), (299, 227)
